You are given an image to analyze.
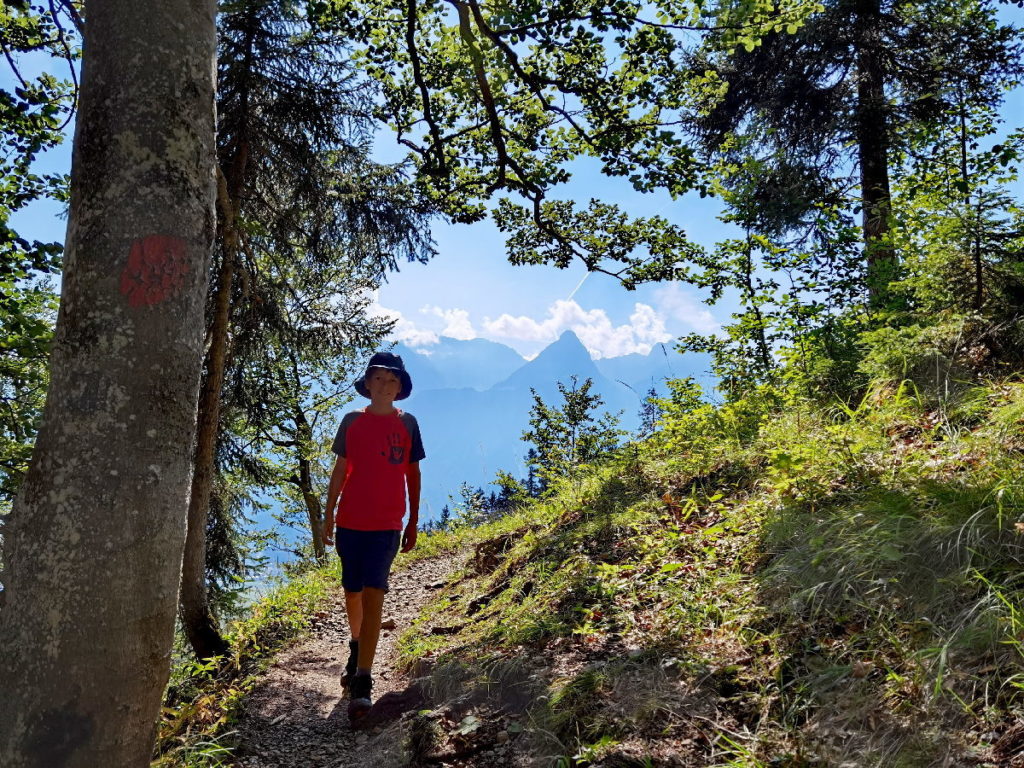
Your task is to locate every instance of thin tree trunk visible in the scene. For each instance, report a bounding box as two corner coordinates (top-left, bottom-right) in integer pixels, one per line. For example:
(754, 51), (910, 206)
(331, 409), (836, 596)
(742, 233), (774, 373)
(290, 407), (327, 562)
(298, 453), (328, 563)
(178, 174), (237, 660)
(973, 200), (984, 311)
(0, 0), (217, 765)
(957, 101), (984, 311)
(279, 344), (326, 561)
(178, 3), (257, 661)
(854, 0), (896, 303)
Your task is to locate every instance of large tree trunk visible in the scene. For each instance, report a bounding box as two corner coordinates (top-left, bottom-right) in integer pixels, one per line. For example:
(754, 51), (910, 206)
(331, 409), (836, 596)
(0, 1), (217, 765)
(854, 0), (897, 303)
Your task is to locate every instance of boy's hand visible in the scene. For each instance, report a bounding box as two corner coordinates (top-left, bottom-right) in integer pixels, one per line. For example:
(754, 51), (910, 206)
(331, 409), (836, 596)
(322, 521), (334, 547)
(401, 523), (417, 553)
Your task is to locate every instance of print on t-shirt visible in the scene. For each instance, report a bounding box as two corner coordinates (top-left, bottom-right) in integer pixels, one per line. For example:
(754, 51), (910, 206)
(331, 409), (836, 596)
(385, 431), (406, 464)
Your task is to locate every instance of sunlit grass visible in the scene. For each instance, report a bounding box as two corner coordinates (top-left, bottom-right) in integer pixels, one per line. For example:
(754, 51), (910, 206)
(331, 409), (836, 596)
(396, 375), (1024, 766)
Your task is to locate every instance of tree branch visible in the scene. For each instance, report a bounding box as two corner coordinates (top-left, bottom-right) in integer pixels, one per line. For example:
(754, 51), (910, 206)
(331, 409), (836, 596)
(48, 0), (80, 129)
(465, 0), (598, 156)
(406, 0), (447, 175)
(448, 0), (510, 192)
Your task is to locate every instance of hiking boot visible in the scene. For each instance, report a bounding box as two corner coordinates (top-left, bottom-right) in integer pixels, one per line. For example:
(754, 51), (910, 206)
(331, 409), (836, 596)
(340, 639), (358, 689)
(347, 673), (373, 721)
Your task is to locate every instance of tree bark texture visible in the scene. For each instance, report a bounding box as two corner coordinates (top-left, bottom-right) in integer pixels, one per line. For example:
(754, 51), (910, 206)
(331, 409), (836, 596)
(0, 1), (217, 766)
(854, 0), (897, 302)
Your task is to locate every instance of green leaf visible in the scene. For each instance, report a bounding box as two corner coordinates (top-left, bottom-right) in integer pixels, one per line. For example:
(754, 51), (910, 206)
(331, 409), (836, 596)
(455, 715), (482, 735)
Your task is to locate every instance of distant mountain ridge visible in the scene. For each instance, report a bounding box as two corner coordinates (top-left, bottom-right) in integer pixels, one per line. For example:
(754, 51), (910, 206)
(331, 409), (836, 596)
(594, 342), (687, 396)
(393, 332), (712, 522)
(393, 337), (524, 392)
(495, 331), (601, 393)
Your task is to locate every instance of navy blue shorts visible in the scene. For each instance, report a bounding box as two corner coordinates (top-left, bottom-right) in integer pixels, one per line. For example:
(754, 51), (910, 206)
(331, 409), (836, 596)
(335, 528), (401, 593)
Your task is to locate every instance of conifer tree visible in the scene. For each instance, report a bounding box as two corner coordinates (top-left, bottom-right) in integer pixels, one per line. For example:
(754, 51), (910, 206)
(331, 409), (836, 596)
(638, 386), (662, 437)
(688, 0), (1021, 303)
(522, 376), (622, 493)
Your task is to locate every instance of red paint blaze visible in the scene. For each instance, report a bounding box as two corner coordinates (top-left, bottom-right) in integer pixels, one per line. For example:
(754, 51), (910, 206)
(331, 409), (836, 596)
(120, 235), (190, 307)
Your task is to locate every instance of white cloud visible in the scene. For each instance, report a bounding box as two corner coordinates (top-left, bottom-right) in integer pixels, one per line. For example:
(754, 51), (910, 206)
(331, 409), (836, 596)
(367, 294), (439, 347)
(629, 303), (669, 344)
(483, 299), (672, 359)
(652, 283), (719, 334)
(368, 286), (718, 360)
(423, 305), (476, 341)
(391, 317), (440, 347)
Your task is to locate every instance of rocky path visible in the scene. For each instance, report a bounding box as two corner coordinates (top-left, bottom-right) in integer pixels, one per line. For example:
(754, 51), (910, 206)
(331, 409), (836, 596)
(231, 554), (458, 768)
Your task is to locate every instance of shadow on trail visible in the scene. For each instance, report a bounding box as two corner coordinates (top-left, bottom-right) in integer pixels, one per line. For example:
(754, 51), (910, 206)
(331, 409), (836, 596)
(342, 680), (429, 731)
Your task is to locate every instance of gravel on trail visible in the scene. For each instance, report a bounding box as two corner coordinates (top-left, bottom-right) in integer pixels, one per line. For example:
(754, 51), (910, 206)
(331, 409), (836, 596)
(231, 554), (458, 768)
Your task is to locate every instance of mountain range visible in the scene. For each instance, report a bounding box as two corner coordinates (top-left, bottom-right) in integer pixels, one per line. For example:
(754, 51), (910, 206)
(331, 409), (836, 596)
(392, 331), (712, 521)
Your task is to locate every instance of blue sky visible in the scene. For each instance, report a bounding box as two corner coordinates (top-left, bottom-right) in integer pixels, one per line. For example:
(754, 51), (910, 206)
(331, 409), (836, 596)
(359, 105), (736, 361)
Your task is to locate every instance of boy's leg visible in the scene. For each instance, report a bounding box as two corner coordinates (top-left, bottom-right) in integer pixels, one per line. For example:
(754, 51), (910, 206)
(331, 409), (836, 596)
(348, 587), (384, 721)
(337, 530), (366, 688)
(344, 590), (363, 640)
(356, 586), (386, 671)
(348, 530), (399, 721)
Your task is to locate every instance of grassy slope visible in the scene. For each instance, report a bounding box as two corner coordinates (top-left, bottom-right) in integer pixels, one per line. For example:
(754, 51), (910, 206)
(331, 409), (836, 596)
(394, 379), (1024, 767)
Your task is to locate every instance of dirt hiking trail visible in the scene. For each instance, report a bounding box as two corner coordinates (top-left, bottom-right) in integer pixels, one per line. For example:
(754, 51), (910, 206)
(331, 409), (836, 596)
(232, 554), (461, 768)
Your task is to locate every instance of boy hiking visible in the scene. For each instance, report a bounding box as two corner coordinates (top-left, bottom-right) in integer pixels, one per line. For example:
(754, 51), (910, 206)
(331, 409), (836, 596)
(322, 351), (424, 722)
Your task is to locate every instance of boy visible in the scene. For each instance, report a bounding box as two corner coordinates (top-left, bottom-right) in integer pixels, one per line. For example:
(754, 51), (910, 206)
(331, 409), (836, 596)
(322, 351), (424, 722)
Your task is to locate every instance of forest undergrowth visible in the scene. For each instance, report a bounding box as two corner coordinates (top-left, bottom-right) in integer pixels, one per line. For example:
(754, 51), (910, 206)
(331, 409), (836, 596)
(387, 373), (1024, 767)
(152, 564), (340, 767)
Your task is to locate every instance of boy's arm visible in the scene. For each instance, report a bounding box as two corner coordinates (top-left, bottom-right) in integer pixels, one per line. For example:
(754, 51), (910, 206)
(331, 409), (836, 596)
(402, 461), (420, 553)
(322, 455), (347, 546)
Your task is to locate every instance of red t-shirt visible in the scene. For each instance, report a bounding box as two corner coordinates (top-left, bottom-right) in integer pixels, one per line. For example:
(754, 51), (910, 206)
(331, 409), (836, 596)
(331, 408), (425, 531)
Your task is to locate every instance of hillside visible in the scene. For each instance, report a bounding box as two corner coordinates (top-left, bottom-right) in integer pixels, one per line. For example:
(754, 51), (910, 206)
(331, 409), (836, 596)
(381, 377), (1024, 766)
(158, 374), (1024, 767)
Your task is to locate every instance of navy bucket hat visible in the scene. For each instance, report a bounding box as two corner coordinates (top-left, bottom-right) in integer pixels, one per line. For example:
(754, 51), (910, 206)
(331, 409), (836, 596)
(355, 351), (413, 401)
